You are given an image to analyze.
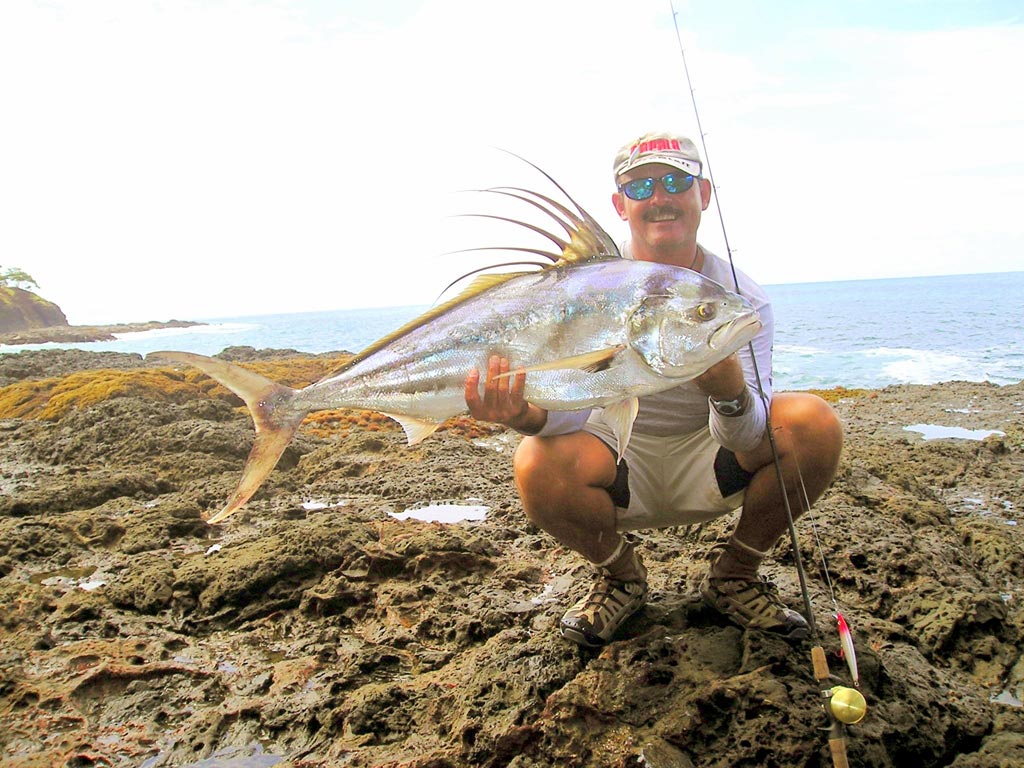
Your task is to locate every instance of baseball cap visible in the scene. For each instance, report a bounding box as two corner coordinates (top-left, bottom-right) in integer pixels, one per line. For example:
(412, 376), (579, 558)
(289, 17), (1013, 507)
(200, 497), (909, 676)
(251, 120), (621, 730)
(612, 132), (702, 179)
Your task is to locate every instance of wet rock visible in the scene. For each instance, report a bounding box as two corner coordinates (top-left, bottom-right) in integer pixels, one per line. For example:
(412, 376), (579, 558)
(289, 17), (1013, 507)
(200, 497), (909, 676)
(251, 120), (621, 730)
(0, 351), (1021, 767)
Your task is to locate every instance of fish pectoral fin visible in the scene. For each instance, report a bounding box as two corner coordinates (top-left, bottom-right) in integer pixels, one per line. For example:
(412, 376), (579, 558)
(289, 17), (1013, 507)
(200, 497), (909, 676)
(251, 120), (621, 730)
(384, 413), (443, 445)
(495, 345), (627, 378)
(602, 397), (639, 462)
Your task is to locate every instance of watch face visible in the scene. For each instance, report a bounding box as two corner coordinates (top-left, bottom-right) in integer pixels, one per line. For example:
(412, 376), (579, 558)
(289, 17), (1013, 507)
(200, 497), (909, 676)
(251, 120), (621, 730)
(711, 396), (744, 416)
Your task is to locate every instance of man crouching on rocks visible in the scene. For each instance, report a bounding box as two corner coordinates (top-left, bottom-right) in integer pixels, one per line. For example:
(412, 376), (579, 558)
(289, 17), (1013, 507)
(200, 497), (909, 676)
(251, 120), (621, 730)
(464, 131), (843, 647)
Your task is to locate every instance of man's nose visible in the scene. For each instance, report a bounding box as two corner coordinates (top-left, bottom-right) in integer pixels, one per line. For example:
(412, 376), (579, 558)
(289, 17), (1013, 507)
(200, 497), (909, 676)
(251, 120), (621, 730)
(648, 181), (675, 204)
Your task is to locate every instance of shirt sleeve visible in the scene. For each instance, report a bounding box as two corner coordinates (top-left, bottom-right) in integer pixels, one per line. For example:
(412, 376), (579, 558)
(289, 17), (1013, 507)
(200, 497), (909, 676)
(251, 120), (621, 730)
(707, 299), (774, 453)
(532, 408), (592, 437)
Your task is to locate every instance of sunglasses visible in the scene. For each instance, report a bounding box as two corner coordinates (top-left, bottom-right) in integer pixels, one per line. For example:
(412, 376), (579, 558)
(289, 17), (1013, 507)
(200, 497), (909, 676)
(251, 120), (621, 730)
(617, 172), (696, 201)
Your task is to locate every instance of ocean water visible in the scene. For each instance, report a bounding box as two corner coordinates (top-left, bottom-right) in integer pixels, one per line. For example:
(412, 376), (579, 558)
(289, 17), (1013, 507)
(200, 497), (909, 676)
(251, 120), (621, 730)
(767, 271), (1023, 389)
(2, 271), (1022, 391)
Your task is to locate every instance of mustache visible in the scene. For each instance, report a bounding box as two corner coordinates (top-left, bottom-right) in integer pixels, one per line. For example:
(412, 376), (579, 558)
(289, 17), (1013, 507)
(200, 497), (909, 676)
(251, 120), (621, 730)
(642, 206), (681, 221)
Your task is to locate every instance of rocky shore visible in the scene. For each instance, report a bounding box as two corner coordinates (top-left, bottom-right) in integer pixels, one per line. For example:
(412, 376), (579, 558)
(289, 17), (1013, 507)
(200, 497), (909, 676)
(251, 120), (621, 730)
(0, 347), (1021, 767)
(0, 320), (203, 346)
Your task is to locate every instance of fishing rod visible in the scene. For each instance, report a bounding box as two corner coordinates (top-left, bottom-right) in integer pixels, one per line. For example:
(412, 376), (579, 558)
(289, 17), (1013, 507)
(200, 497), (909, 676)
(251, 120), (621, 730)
(667, 3), (866, 765)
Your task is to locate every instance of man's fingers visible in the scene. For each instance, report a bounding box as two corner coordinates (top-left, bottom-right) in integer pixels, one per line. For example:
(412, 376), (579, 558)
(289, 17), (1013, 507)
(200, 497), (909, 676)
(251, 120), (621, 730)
(485, 356), (514, 397)
(464, 368), (481, 409)
(467, 355), (528, 425)
(511, 370), (526, 399)
(483, 356), (499, 406)
(497, 357), (511, 393)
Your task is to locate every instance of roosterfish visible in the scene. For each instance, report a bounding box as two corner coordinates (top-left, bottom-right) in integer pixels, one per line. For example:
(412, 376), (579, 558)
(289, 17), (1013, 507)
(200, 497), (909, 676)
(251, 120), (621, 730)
(152, 162), (761, 523)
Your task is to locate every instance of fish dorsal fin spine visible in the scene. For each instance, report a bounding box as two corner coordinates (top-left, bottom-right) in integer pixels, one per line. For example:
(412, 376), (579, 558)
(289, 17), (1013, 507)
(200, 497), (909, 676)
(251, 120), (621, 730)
(479, 184), (619, 267)
(326, 160), (621, 380)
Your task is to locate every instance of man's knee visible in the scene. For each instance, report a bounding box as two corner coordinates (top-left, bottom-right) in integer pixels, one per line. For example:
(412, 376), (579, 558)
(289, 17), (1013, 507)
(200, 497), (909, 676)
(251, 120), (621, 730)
(513, 437), (580, 528)
(513, 433), (617, 502)
(512, 436), (552, 490)
(774, 393), (842, 446)
(772, 393), (843, 485)
(740, 393), (842, 473)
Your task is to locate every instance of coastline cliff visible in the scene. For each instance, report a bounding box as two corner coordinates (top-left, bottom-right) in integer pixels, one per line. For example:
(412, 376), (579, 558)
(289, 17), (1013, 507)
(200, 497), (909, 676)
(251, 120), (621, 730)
(0, 286), (68, 332)
(0, 286), (202, 345)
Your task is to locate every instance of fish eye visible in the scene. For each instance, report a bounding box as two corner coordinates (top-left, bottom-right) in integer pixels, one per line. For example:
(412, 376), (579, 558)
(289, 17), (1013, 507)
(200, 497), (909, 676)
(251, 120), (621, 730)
(695, 303), (716, 321)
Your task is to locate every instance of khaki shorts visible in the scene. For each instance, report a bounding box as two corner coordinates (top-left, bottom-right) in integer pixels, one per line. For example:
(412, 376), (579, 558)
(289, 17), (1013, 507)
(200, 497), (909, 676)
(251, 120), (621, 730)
(583, 413), (752, 532)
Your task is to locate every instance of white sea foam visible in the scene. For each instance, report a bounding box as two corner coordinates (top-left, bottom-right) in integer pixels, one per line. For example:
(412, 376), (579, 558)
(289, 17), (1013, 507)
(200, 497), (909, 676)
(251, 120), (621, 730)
(775, 344), (823, 355)
(868, 348), (973, 385)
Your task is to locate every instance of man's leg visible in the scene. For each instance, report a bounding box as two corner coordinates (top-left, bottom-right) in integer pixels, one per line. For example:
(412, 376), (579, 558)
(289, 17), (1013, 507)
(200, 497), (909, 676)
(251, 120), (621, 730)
(513, 431), (619, 561)
(702, 392), (844, 636)
(514, 432), (647, 647)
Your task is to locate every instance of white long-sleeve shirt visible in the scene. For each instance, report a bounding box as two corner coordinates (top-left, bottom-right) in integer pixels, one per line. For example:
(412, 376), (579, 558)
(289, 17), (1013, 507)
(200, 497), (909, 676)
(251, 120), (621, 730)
(534, 244), (773, 453)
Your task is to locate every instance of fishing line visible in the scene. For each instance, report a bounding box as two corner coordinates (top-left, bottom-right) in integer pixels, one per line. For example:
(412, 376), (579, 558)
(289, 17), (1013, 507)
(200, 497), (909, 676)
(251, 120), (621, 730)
(668, 0), (819, 640)
(668, 7), (868, 761)
(793, 442), (842, 615)
(791, 437), (862, 689)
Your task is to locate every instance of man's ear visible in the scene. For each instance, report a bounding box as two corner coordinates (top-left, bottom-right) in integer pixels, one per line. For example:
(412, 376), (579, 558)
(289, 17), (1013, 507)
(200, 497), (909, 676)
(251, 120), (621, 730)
(612, 191), (628, 220)
(699, 177), (713, 211)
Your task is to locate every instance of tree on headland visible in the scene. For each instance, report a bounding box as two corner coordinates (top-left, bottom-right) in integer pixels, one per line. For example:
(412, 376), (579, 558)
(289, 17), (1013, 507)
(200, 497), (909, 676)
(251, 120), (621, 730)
(0, 266), (40, 290)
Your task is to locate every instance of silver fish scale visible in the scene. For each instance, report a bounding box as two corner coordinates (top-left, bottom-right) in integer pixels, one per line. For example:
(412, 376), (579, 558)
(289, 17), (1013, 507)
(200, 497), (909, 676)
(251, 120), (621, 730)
(293, 259), (753, 423)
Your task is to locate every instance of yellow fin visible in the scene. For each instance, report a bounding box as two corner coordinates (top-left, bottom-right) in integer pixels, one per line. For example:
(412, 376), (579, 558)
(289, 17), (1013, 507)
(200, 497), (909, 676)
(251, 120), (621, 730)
(484, 155), (622, 265)
(602, 398), (639, 462)
(496, 345), (626, 377)
(383, 413), (443, 445)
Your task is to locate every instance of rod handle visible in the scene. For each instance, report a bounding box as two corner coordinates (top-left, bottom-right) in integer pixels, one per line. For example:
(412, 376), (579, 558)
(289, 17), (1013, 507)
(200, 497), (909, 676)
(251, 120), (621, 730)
(829, 737), (850, 768)
(812, 645), (831, 681)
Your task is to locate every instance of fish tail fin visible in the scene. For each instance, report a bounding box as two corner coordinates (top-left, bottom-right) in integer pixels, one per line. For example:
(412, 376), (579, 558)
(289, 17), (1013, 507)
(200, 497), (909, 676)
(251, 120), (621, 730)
(150, 351), (308, 523)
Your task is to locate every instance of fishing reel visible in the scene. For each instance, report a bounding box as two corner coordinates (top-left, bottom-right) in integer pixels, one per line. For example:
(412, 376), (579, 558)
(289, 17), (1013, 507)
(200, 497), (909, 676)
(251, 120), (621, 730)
(811, 641), (868, 768)
(815, 680), (868, 768)
(826, 684), (867, 725)
(812, 644), (868, 729)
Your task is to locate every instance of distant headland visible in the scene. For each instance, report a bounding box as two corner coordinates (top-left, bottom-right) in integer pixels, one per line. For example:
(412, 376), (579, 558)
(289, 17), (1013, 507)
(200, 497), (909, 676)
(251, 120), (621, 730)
(0, 283), (202, 346)
(0, 318), (204, 346)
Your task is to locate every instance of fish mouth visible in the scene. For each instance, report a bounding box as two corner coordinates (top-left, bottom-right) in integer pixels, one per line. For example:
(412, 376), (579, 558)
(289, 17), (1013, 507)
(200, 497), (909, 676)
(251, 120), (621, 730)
(709, 313), (762, 350)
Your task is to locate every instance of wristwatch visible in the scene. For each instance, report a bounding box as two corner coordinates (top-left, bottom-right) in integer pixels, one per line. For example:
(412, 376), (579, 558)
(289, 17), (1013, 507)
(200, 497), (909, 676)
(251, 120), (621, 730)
(710, 387), (750, 417)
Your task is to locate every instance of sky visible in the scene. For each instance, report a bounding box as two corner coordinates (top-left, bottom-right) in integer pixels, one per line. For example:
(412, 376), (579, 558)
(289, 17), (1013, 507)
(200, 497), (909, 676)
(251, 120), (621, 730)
(1, 0), (1022, 324)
